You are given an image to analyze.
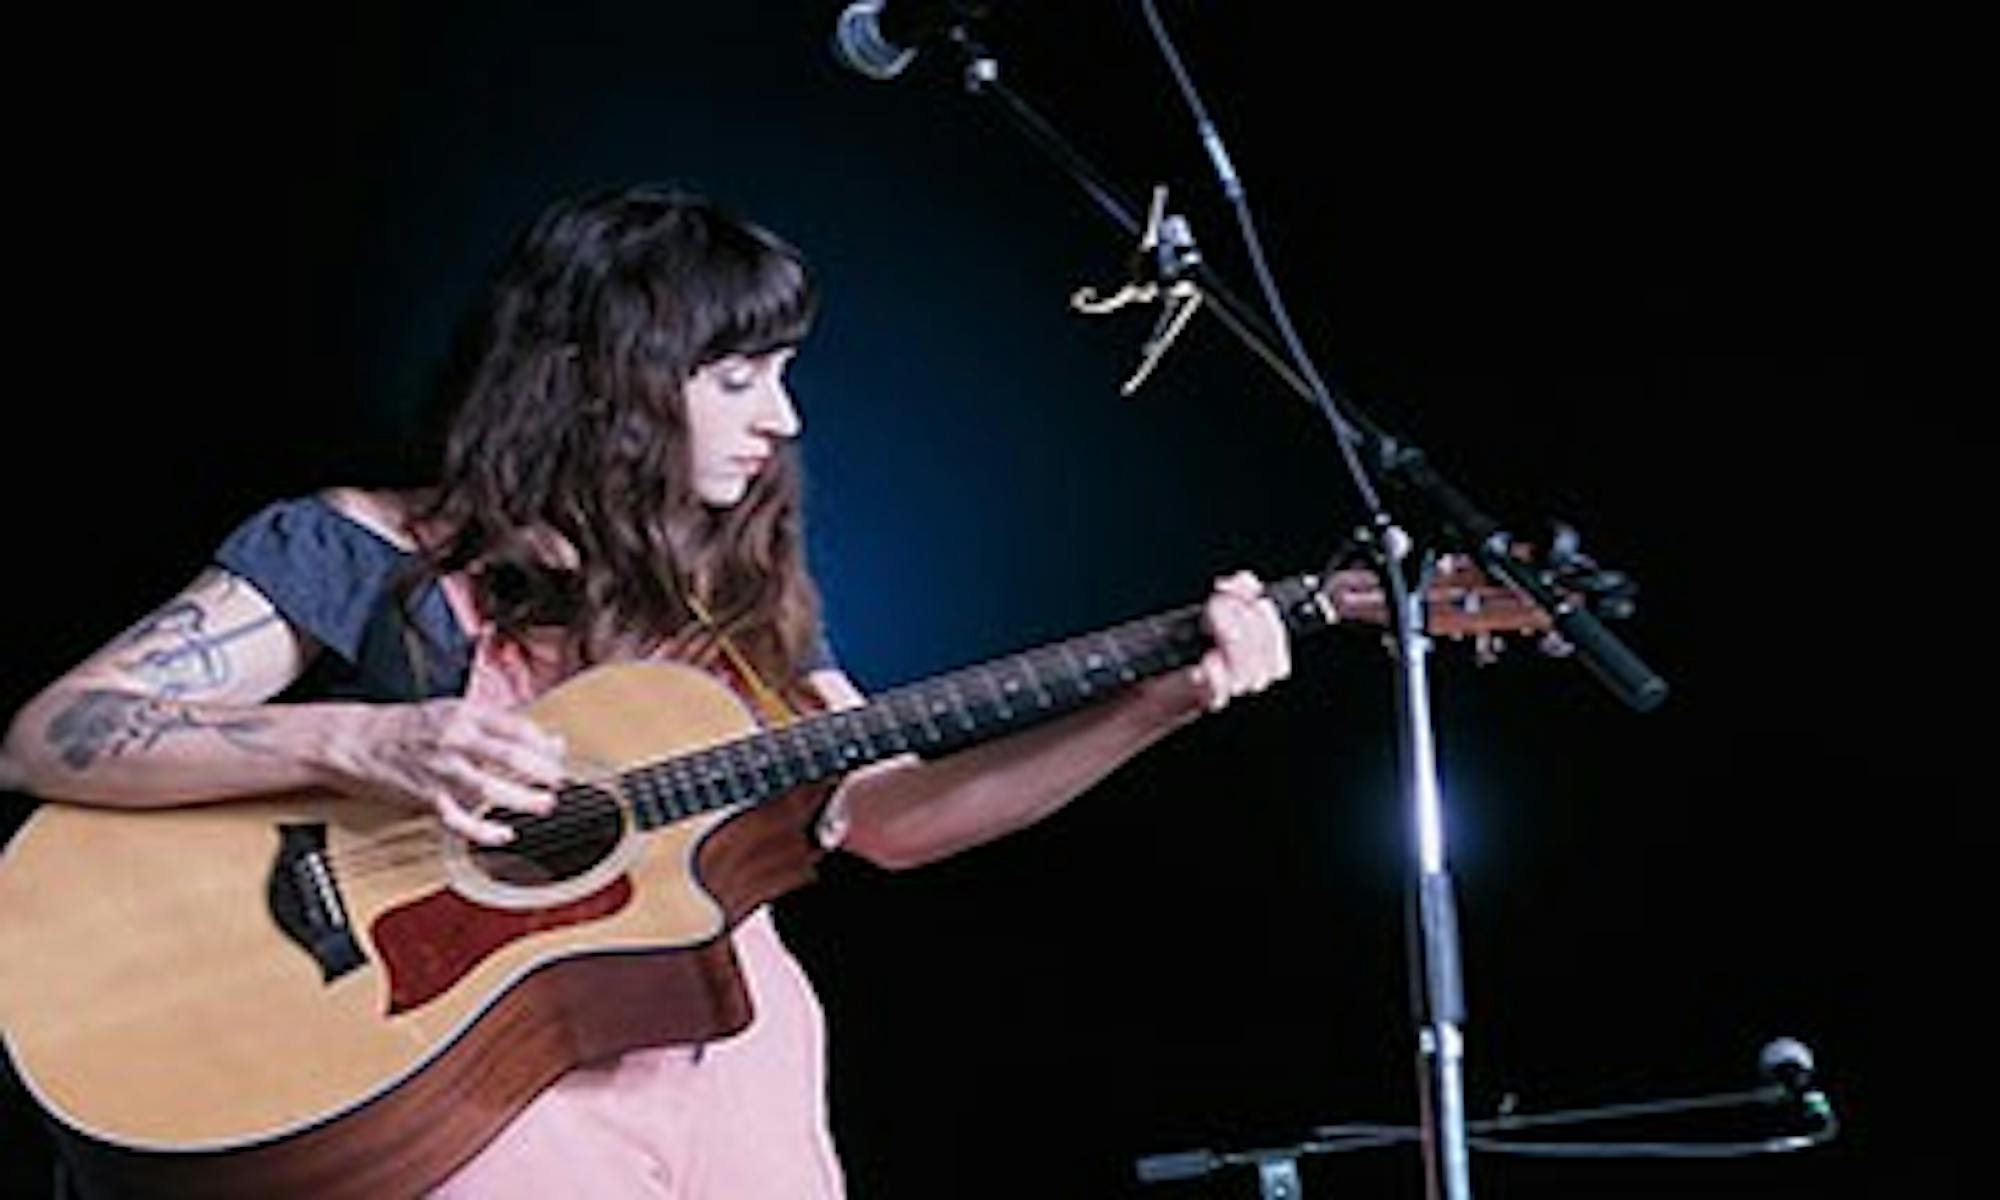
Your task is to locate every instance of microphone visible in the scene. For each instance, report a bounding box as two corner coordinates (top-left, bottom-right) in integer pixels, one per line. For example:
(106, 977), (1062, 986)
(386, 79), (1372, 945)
(1759, 1037), (1834, 1120)
(831, 1), (989, 80)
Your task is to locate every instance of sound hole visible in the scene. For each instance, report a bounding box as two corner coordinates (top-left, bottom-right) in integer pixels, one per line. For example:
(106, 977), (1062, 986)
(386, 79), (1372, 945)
(468, 783), (625, 886)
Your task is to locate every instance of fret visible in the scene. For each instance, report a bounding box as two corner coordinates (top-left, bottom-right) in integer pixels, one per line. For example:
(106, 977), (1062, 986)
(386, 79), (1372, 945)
(1098, 630), (1139, 685)
(653, 767), (678, 820)
(926, 688), (960, 733)
(620, 770), (650, 824)
(691, 753), (728, 806)
(656, 761), (687, 818)
(623, 771), (651, 825)
(940, 676), (978, 732)
(768, 738), (797, 789)
(748, 736), (792, 791)
(688, 756), (725, 811)
(630, 773), (653, 821)
(723, 740), (760, 802)
(972, 669), (1009, 724)
(972, 665), (1013, 723)
(899, 688), (945, 748)
(746, 738), (777, 798)
(809, 718), (853, 774)
(1029, 647), (1078, 707)
(781, 739), (812, 787)
(677, 771), (703, 817)
(1056, 641), (1092, 697)
(820, 712), (856, 768)
(1001, 664), (1031, 715)
(1129, 615), (1168, 674)
(769, 728), (799, 781)
(811, 717), (847, 775)
(785, 723), (816, 778)
(968, 670), (1001, 724)
(655, 771), (688, 821)
(630, 774), (664, 827)
(865, 703), (912, 754)
(688, 757), (719, 813)
(844, 709), (878, 762)
(1075, 637), (1116, 691)
(614, 775), (645, 826)
(1015, 652), (1053, 709)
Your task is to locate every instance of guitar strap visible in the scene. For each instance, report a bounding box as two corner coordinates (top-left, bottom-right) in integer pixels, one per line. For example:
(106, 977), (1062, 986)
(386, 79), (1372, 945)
(684, 594), (803, 730)
(681, 597), (852, 852)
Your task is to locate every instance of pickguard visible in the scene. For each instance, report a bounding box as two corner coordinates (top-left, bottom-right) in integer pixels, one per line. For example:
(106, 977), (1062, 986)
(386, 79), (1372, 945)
(371, 877), (634, 1015)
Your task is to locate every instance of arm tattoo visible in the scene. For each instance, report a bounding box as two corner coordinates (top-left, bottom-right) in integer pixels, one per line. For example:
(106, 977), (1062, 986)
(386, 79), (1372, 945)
(115, 602), (280, 698)
(45, 690), (275, 771)
(109, 572), (238, 647)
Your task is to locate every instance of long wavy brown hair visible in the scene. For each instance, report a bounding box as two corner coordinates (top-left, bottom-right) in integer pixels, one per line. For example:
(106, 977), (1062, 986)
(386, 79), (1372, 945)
(408, 184), (823, 691)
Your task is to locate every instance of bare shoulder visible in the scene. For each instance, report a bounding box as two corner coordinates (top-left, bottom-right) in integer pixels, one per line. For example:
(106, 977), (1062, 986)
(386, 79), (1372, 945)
(317, 486), (432, 552)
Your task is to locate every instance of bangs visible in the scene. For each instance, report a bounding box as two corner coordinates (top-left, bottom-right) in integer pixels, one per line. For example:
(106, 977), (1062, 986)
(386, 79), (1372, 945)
(694, 222), (817, 363)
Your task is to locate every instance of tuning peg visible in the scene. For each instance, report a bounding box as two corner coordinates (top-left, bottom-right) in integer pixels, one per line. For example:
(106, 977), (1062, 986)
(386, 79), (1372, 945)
(1548, 520), (1583, 567)
(1474, 631), (1505, 666)
(1537, 631), (1574, 658)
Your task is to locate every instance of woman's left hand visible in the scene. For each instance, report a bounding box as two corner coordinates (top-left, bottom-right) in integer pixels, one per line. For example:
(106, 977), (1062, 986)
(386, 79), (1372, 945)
(1189, 570), (1292, 712)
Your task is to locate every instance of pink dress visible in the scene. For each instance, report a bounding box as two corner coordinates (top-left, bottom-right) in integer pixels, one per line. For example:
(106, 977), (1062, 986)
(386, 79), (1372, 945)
(426, 579), (847, 1199)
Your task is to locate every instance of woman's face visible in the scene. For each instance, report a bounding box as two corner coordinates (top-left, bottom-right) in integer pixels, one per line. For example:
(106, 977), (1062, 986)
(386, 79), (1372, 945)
(683, 349), (802, 508)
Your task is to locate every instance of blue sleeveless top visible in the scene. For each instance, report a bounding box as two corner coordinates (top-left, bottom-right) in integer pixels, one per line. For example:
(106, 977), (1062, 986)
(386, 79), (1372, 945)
(215, 495), (471, 703)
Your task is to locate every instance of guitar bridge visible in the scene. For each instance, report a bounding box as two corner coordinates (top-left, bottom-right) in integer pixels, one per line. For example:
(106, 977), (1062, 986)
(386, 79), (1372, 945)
(267, 822), (367, 983)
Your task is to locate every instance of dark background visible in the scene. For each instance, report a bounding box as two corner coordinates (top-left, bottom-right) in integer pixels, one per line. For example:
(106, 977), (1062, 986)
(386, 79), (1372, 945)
(3, 3), (1956, 1196)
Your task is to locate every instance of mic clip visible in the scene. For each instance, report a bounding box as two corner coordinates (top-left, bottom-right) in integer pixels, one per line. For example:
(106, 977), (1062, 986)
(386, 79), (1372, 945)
(1071, 184), (1206, 397)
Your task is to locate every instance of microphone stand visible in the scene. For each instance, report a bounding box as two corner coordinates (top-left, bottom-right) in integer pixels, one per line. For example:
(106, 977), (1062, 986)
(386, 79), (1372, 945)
(930, 23), (1670, 1200)
(943, 28), (1666, 712)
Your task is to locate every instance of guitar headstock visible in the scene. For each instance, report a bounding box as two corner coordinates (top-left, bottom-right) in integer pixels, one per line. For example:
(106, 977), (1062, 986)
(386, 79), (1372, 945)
(1317, 553), (1569, 663)
(1272, 527), (1639, 664)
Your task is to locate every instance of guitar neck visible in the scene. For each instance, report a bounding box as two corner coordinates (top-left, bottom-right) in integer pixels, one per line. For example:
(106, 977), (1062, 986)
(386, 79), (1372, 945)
(610, 574), (1336, 829)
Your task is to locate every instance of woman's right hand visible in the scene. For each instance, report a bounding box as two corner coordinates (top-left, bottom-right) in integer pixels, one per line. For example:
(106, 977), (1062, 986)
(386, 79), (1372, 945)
(321, 700), (568, 845)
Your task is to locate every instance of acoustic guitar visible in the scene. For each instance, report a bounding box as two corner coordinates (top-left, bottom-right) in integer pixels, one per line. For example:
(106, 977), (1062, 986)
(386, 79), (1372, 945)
(0, 563), (1550, 1198)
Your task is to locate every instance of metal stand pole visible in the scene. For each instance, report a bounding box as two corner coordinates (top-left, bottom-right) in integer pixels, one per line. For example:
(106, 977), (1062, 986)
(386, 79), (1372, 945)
(1380, 527), (1473, 1200)
(1256, 1155), (1304, 1199)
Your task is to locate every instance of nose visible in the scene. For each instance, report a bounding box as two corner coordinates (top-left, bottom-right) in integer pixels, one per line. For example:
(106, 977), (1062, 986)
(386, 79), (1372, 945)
(757, 380), (802, 439)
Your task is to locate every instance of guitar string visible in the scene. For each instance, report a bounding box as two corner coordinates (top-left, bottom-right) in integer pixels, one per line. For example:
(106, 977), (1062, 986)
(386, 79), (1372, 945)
(306, 579), (1528, 881)
(308, 621), (1202, 881)
(307, 671), (1046, 880)
(310, 673), (928, 878)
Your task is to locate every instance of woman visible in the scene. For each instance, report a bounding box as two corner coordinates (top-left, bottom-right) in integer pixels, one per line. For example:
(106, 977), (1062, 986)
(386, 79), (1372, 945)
(0, 184), (1292, 1197)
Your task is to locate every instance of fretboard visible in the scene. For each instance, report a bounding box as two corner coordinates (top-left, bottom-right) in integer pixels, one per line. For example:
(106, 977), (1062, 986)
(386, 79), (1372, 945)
(606, 574), (1335, 830)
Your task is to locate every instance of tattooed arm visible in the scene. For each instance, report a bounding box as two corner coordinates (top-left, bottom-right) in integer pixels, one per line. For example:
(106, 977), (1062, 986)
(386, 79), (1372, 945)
(0, 567), (564, 844)
(1, 568), (341, 806)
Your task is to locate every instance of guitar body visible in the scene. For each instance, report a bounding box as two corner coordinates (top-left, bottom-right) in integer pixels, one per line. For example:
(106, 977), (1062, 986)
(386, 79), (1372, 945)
(0, 662), (830, 1199)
